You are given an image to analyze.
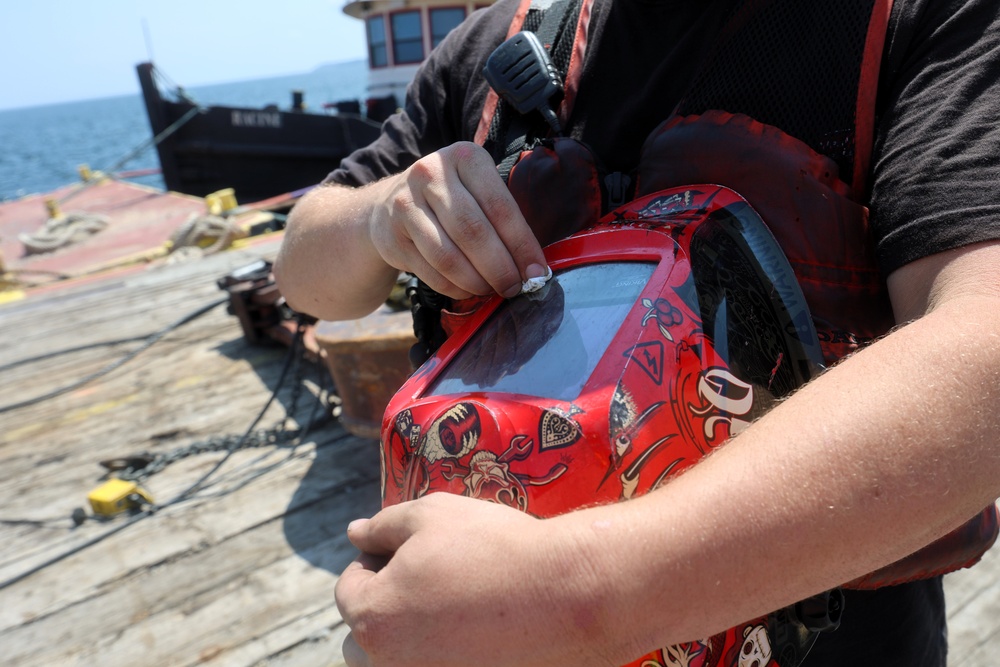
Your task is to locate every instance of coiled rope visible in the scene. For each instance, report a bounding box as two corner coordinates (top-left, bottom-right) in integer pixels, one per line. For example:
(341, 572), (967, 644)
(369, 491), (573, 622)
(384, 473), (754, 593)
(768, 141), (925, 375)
(18, 210), (110, 254)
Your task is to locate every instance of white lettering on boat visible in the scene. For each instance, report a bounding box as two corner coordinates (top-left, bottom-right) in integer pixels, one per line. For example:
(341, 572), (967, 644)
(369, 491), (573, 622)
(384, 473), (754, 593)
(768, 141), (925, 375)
(230, 110), (282, 128)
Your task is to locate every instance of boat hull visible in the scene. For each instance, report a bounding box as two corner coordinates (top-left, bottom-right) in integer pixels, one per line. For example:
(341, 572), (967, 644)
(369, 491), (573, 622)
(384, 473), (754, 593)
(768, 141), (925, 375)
(137, 63), (384, 203)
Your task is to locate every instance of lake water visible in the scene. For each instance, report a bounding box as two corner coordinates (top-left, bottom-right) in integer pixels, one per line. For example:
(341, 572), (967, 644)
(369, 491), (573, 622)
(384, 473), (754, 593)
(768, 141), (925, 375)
(0, 60), (370, 202)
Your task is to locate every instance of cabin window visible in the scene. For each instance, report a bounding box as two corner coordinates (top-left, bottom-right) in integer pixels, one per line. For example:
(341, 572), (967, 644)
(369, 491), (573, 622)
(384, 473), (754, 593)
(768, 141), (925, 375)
(367, 16), (388, 68)
(430, 7), (466, 48)
(391, 10), (425, 64)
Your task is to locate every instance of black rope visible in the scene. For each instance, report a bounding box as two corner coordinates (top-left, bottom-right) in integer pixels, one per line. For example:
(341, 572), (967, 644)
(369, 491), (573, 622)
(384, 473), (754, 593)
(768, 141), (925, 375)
(103, 106), (201, 178)
(0, 512), (151, 591)
(0, 335), (149, 373)
(195, 342), (336, 495)
(0, 318), (313, 592)
(162, 317), (305, 502)
(59, 98), (202, 205)
(0, 296), (228, 415)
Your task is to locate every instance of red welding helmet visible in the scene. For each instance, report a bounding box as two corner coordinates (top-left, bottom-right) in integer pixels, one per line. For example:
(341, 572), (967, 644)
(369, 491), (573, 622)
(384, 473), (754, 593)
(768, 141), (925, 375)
(380, 185), (841, 667)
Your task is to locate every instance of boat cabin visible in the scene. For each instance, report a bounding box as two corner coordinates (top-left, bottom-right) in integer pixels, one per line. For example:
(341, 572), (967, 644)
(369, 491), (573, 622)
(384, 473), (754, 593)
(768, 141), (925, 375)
(344, 0), (494, 105)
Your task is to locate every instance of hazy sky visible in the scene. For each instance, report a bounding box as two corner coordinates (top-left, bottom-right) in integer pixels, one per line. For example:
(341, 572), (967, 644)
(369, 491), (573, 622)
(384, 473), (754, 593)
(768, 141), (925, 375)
(0, 0), (367, 111)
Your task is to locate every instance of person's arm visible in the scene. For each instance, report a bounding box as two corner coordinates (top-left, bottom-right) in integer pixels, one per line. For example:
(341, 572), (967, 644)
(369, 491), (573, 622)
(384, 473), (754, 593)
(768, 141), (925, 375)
(273, 141), (550, 321)
(334, 238), (1000, 667)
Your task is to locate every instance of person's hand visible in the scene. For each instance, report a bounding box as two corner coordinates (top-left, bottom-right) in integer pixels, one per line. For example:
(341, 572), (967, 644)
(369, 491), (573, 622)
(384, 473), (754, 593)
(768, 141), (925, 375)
(335, 493), (628, 667)
(369, 141), (549, 301)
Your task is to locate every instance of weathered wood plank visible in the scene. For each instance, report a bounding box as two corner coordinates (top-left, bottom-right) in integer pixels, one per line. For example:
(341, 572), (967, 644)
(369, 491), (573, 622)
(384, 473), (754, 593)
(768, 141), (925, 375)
(209, 606), (350, 667)
(945, 543), (1000, 667)
(0, 431), (380, 631)
(3, 472), (379, 666)
(0, 237), (377, 667)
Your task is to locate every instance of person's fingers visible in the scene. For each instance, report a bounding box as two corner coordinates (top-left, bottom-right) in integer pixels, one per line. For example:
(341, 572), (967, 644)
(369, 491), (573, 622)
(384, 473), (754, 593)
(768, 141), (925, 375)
(388, 234), (476, 300)
(334, 513), (408, 625)
(374, 162), (492, 298)
(399, 151), (498, 296)
(345, 502), (421, 556)
(334, 559), (375, 634)
(455, 153), (549, 294)
(355, 549), (391, 573)
(336, 504), (432, 666)
(423, 143), (548, 298)
(378, 142), (551, 300)
(425, 167), (524, 297)
(341, 632), (371, 667)
(402, 205), (493, 297)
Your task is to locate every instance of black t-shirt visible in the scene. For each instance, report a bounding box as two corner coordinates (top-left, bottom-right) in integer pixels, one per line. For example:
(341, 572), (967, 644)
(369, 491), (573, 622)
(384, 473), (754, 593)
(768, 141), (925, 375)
(329, 1), (1000, 664)
(331, 0), (1000, 276)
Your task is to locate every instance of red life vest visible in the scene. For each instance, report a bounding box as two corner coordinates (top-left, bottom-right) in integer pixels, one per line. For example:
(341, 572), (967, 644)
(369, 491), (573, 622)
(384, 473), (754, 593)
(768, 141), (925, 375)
(469, 0), (998, 589)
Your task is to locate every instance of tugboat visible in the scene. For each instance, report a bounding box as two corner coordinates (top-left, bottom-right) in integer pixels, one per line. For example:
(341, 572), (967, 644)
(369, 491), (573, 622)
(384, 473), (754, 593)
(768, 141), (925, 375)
(137, 0), (493, 203)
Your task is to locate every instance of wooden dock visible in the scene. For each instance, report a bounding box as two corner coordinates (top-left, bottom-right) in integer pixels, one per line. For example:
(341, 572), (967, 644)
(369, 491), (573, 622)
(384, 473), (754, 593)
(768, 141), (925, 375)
(1, 233), (998, 666)
(0, 237), (378, 666)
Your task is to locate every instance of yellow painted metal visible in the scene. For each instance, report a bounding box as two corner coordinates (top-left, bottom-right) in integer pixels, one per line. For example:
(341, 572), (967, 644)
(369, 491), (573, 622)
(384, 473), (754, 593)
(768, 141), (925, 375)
(44, 198), (62, 220)
(87, 479), (154, 517)
(205, 188), (238, 216)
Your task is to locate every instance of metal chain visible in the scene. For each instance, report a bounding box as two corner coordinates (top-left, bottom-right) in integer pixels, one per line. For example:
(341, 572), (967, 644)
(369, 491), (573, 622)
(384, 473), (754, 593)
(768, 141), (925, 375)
(282, 347), (306, 435)
(114, 426), (300, 482)
(112, 326), (318, 483)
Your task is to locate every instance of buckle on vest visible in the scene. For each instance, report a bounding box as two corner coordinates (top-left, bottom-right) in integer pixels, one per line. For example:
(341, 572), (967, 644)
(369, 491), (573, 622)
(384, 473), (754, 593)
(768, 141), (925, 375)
(604, 172), (632, 210)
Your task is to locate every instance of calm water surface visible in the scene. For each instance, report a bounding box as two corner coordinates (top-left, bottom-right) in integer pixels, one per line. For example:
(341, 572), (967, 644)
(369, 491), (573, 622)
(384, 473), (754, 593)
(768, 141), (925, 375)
(0, 60), (369, 201)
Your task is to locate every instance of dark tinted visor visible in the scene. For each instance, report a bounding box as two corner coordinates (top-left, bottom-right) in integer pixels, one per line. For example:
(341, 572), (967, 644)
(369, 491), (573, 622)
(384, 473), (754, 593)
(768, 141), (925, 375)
(428, 262), (656, 400)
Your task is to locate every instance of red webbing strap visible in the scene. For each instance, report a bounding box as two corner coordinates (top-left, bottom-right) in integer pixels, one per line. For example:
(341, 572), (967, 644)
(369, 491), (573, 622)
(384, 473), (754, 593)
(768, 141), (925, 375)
(474, 0), (534, 145)
(475, 0), (594, 145)
(556, 0), (594, 127)
(852, 0), (894, 197)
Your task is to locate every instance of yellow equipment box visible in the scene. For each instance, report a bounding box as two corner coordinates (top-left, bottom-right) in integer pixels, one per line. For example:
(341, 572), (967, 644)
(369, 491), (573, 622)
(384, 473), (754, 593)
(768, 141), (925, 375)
(87, 479), (154, 517)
